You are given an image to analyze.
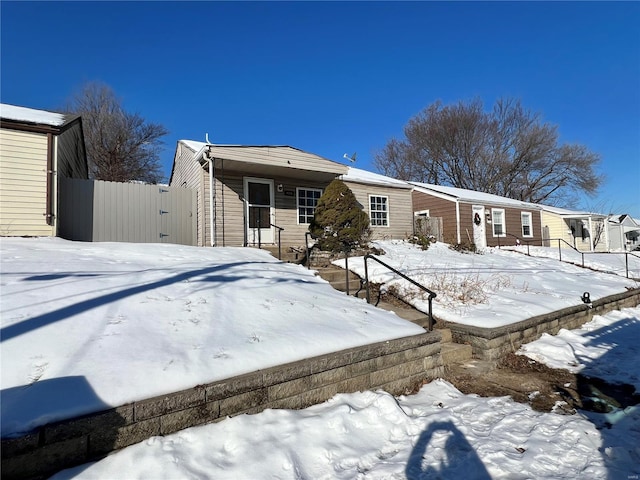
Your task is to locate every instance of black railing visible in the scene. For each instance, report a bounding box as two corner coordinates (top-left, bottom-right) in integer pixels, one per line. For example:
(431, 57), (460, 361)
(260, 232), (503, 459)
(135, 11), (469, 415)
(271, 223), (284, 260)
(363, 254), (437, 331)
(305, 232), (314, 269)
(255, 217), (284, 260)
(501, 237), (640, 279)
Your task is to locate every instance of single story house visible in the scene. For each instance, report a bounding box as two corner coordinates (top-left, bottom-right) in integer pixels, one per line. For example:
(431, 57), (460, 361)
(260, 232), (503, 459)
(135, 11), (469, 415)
(169, 140), (349, 248)
(339, 167), (415, 241)
(539, 205), (608, 252)
(0, 103), (87, 237)
(607, 214), (640, 251)
(409, 182), (543, 248)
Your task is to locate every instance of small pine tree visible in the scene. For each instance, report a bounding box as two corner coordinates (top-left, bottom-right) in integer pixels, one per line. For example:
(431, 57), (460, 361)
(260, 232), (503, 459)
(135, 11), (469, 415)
(309, 179), (371, 252)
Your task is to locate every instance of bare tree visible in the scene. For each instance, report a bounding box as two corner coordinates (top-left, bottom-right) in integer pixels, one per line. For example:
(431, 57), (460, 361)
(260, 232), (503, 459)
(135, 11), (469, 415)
(66, 82), (168, 183)
(374, 98), (603, 206)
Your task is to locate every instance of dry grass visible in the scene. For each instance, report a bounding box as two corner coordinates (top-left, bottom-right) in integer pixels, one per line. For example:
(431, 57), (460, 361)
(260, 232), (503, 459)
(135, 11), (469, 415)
(386, 270), (514, 308)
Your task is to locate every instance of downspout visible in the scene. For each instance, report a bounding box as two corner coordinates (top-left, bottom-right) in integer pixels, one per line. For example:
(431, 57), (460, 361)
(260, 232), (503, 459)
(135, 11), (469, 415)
(52, 135), (59, 233)
(604, 216), (610, 252)
(208, 156), (215, 247)
(588, 216), (594, 251)
(45, 133), (55, 228)
(455, 200), (461, 244)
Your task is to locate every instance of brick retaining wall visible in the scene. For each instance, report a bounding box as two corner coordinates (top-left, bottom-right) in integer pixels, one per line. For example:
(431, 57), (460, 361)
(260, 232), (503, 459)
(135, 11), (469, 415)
(1, 331), (445, 480)
(443, 289), (640, 361)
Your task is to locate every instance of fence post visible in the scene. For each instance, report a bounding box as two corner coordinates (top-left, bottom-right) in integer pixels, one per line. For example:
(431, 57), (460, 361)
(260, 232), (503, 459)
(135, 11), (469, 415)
(558, 239), (562, 263)
(277, 228), (282, 260)
(344, 250), (350, 296)
(626, 253), (629, 278)
(305, 232), (311, 269)
(364, 256), (371, 304)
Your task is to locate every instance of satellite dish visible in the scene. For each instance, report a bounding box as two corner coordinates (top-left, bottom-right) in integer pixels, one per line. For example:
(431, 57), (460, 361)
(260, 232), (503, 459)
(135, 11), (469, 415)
(343, 152), (357, 163)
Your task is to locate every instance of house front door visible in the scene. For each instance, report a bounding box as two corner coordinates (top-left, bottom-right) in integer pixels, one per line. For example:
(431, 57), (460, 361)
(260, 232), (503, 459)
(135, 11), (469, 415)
(472, 205), (486, 249)
(244, 177), (274, 245)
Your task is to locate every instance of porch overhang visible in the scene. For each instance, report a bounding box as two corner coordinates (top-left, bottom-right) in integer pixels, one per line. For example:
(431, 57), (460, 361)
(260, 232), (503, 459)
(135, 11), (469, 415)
(203, 157), (342, 183)
(196, 144), (347, 183)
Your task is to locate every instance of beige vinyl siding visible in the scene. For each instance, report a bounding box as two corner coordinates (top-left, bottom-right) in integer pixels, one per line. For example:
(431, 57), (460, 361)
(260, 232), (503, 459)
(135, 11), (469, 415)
(212, 173), (244, 247)
(541, 211), (573, 249)
(541, 211), (606, 252)
(210, 173), (335, 248)
(346, 182), (414, 241)
(0, 128), (53, 236)
(273, 178), (333, 247)
(170, 143), (207, 246)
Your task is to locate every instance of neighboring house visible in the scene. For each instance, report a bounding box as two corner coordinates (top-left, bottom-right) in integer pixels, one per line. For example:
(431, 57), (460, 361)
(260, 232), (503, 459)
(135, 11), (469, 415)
(606, 214), (640, 251)
(409, 182), (543, 248)
(0, 103), (87, 237)
(339, 167), (415, 241)
(539, 205), (608, 252)
(169, 140), (348, 247)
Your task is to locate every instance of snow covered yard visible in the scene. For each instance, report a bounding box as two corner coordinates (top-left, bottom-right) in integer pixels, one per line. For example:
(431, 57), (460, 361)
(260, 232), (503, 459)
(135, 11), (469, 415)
(0, 238), (424, 437)
(2, 237), (639, 479)
(48, 307), (640, 480)
(506, 244), (640, 279)
(335, 241), (638, 327)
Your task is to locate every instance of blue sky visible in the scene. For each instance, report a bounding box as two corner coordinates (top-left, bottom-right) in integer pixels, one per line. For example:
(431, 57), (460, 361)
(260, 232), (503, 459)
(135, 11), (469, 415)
(2, 1), (639, 216)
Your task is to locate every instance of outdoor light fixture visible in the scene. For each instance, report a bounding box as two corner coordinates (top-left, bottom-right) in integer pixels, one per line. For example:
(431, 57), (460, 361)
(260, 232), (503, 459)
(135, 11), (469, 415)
(277, 184), (284, 192)
(581, 292), (591, 304)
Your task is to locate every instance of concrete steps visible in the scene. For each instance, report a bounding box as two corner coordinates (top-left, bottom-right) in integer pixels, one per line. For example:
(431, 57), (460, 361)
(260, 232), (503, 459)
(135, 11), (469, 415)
(314, 265), (362, 294)
(314, 264), (473, 367)
(258, 245), (307, 264)
(441, 341), (474, 366)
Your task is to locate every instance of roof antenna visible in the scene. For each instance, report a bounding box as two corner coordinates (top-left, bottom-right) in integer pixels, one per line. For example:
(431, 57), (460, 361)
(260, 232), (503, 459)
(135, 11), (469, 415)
(343, 152), (357, 163)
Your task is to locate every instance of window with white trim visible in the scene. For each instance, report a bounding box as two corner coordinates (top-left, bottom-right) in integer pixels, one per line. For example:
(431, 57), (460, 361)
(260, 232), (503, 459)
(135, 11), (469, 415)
(521, 212), (533, 237)
(492, 208), (505, 237)
(297, 188), (322, 224)
(369, 195), (389, 227)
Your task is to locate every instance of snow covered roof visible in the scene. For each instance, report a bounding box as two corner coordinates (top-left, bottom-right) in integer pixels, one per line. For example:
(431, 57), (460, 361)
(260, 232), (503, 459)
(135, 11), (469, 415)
(0, 103), (68, 127)
(538, 204), (605, 218)
(409, 182), (541, 209)
(340, 167), (413, 189)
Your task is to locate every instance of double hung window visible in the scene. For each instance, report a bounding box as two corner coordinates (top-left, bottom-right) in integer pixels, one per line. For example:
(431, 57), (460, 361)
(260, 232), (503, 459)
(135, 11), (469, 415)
(369, 195), (389, 227)
(492, 208), (506, 237)
(297, 188), (322, 224)
(521, 212), (533, 237)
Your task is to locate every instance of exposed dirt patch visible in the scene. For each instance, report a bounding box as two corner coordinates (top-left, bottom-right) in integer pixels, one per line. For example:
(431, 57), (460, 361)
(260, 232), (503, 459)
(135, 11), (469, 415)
(440, 353), (640, 415)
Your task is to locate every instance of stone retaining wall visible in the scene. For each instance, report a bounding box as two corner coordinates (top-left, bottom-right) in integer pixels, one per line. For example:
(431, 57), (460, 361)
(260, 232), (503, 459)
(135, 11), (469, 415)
(443, 289), (640, 362)
(1, 331), (445, 480)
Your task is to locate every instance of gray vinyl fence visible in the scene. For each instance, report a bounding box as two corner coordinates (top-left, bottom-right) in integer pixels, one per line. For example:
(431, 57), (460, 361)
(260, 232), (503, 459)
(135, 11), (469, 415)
(58, 177), (197, 245)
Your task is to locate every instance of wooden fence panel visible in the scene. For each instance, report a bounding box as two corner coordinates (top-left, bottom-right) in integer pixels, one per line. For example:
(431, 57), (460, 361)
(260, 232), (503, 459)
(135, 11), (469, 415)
(414, 216), (443, 242)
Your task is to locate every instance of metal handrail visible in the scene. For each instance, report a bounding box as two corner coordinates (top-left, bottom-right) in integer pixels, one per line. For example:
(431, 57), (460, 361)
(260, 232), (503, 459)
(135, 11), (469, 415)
(305, 232), (315, 268)
(270, 223), (284, 260)
(363, 254), (437, 331)
(504, 238), (640, 279)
